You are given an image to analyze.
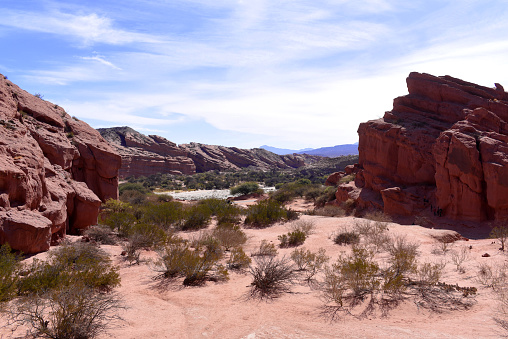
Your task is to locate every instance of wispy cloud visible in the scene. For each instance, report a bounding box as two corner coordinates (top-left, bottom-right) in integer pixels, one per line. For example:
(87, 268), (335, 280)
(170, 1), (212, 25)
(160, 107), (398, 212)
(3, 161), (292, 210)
(0, 8), (160, 46)
(3, 0), (508, 148)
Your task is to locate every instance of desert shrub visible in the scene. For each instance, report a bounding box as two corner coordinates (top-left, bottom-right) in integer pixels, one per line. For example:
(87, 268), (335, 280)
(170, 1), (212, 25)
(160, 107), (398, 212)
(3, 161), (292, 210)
(476, 263), (508, 290)
(228, 247), (252, 269)
(212, 225), (247, 251)
(285, 209), (300, 221)
(303, 186), (326, 202)
(230, 182), (261, 196)
(323, 246), (380, 307)
(339, 174), (355, 184)
(102, 211), (136, 238)
(353, 219), (389, 253)
(450, 246), (470, 273)
(199, 199), (243, 225)
(341, 198), (356, 214)
(9, 284), (123, 339)
(288, 219), (315, 236)
(83, 225), (117, 245)
(278, 230), (306, 248)
(140, 201), (184, 230)
(416, 261), (445, 286)
(314, 186), (337, 208)
(334, 231), (360, 246)
(120, 189), (147, 205)
(0, 244), (20, 304)
(156, 194), (173, 202)
(322, 243), (475, 317)
(314, 205), (345, 217)
(383, 236), (419, 293)
(18, 242), (120, 295)
(128, 223), (167, 249)
(244, 200), (288, 227)
(270, 189), (294, 204)
(490, 221), (508, 251)
(179, 204), (213, 231)
(431, 238), (451, 255)
(249, 256), (295, 299)
(290, 247), (329, 282)
(154, 241), (227, 285)
(386, 236), (419, 276)
(119, 182), (150, 195)
(251, 240), (278, 257)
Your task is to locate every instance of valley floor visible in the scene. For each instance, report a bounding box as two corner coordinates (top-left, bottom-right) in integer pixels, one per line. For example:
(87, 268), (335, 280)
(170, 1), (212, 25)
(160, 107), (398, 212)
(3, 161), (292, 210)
(3, 212), (506, 338)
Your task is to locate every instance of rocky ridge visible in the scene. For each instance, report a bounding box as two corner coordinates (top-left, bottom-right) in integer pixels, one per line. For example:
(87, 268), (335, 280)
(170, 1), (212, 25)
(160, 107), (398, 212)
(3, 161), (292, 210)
(99, 127), (321, 177)
(0, 74), (120, 253)
(330, 72), (508, 222)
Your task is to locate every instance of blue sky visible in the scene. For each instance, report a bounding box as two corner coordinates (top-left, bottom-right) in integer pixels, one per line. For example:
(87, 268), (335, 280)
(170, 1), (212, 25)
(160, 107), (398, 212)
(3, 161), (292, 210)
(1, 0), (508, 149)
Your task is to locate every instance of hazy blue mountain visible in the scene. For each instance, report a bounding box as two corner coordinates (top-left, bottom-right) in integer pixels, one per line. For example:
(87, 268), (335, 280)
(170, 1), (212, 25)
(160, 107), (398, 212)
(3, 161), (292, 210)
(259, 145), (313, 155)
(260, 143), (358, 157)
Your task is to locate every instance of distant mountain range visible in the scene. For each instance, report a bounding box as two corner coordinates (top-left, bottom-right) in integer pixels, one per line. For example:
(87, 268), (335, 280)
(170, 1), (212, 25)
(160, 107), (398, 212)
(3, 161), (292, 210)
(260, 143), (358, 157)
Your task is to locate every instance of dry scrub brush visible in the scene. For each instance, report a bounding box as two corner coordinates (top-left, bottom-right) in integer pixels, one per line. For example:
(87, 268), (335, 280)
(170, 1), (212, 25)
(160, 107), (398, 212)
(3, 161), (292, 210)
(291, 248), (330, 283)
(321, 237), (476, 319)
(154, 241), (228, 286)
(249, 256), (295, 299)
(3, 242), (123, 339)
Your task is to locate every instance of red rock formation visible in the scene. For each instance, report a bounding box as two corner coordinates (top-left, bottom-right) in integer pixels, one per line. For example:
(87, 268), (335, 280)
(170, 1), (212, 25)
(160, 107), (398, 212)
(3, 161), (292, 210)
(100, 127), (318, 178)
(98, 127), (195, 178)
(0, 74), (120, 253)
(333, 72), (508, 222)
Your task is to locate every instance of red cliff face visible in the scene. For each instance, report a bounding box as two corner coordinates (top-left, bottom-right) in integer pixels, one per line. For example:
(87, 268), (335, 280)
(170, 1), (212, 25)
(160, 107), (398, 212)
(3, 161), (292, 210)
(332, 72), (508, 222)
(0, 74), (121, 253)
(99, 127), (316, 177)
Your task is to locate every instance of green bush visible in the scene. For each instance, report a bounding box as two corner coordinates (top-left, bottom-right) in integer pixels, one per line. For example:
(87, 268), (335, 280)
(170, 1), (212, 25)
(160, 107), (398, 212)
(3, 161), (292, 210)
(334, 231), (360, 246)
(228, 247), (252, 270)
(278, 230), (306, 248)
(18, 242), (120, 295)
(199, 198), (242, 225)
(180, 204), (213, 231)
(244, 200), (288, 227)
(83, 225), (117, 245)
(155, 241), (227, 286)
(140, 201), (184, 230)
(212, 225), (247, 251)
(101, 211), (136, 237)
(0, 244), (20, 304)
(119, 182), (150, 195)
(230, 182), (261, 196)
(251, 240), (278, 257)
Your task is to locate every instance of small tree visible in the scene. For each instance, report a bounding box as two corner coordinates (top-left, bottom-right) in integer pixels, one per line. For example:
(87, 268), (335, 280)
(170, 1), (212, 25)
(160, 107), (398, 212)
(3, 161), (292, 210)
(490, 221), (508, 251)
(230, 182), (261, 196)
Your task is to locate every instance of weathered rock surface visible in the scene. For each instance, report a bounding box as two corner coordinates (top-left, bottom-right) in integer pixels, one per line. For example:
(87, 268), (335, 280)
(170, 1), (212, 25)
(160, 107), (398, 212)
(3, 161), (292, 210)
(331, 72), (508, 222)
(98, 127), (196, 178)
(99, 127), (320, 177)
(0, 74), (120, 253)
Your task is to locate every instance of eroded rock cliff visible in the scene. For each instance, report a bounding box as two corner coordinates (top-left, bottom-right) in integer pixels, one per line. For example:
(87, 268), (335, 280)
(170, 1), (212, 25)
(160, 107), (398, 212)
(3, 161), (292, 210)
(331, 72), (508, 222)
(99, 127), (318, 177)
(0, 74), (121, 253)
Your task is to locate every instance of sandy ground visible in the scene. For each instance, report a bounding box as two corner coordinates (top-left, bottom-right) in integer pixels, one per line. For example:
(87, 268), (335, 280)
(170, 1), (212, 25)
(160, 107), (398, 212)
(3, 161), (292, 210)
(2, 206), (507, 338)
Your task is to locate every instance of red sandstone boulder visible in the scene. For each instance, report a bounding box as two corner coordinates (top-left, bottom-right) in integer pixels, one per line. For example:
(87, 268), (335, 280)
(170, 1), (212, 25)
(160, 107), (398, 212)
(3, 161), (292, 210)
(0, 74), (120, 253)
(337, 72), (508, 222)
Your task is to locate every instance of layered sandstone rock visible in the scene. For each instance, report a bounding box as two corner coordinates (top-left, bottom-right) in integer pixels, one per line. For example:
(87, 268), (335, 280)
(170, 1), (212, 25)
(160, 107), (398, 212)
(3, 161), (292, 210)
(98, 127), (196, 177)
(332, 72), (508, 222)
(0, 74), (120, 253)
(100, 127), (317, 177)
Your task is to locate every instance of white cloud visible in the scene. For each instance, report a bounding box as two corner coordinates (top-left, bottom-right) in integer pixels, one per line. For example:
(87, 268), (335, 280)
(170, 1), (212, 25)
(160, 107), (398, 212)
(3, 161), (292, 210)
(81, 55), (122, 70)
(0, 9), (160, 46)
